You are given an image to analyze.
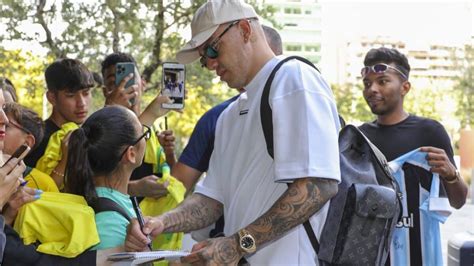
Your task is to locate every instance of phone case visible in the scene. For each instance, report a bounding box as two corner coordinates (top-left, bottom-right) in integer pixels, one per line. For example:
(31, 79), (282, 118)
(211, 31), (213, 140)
(115, 62), (136, 105)
(115, 63), (136, 88)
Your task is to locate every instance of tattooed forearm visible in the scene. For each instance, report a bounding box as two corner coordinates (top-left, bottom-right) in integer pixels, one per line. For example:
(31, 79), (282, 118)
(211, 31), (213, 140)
(161, 193), (223, 233)
(246, 178), (338, 247)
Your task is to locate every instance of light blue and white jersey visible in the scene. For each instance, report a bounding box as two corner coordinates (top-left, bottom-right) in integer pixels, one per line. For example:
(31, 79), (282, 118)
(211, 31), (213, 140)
(388, 148), (452, 266)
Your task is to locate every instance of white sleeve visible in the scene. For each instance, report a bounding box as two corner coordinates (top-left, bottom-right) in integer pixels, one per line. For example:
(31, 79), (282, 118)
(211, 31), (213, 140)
(271, 61), (341, 183)
(193, 128), (224, 205)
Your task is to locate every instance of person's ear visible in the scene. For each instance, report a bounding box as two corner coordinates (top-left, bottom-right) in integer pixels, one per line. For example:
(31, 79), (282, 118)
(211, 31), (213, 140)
(46, 90), (56, 106)
(401, 80), (411, 96)
(122, 146), (138, 164)
(239, 20), (252, 43)
(24, 134), (35, 149)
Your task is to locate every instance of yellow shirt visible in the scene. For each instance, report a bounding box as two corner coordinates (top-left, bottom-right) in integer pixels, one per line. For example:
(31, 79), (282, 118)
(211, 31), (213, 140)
(24, 167), (59, 192)
(14, 192), (99, 258)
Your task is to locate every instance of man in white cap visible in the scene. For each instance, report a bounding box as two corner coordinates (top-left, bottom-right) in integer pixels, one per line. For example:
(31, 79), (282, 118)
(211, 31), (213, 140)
(125, 1), (341, 264)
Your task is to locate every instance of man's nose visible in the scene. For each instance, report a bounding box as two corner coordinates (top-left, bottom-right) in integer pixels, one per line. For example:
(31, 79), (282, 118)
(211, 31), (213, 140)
(367, 82), (379, 93)
(77, 94), (86, 106)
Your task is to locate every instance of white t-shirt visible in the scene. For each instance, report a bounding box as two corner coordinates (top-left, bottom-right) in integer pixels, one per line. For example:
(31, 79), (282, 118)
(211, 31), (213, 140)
(195, 56), (341, 265)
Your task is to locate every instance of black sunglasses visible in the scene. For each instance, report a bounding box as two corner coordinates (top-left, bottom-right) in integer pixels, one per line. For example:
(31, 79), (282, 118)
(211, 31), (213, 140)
(119, 124), (151, 159)
(361, 63), (408, 80)
(200, 20), (240, 68)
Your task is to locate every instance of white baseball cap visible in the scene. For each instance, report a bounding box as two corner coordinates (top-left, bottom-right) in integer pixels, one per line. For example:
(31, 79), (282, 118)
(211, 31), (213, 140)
(176, 0), (258, 64)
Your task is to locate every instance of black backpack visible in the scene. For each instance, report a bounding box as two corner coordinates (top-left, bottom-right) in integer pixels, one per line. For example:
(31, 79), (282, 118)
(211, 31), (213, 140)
(89, 197), (132, 221)
(260, 56), (402, 265)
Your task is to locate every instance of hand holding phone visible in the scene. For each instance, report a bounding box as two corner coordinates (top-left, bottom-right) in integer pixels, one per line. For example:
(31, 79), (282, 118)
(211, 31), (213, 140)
(2, 144), (31, 168)
(115, 62), (137, 106)
(161, 62), (185, 109)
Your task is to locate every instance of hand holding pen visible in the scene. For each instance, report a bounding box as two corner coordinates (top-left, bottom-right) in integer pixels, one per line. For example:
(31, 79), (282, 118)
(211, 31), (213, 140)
(131, 196), (153, 251)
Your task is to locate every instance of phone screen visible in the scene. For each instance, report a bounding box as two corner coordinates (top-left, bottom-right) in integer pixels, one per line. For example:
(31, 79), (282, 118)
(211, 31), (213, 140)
(115, 62), (137, 105)
(161, 62), (185, 109)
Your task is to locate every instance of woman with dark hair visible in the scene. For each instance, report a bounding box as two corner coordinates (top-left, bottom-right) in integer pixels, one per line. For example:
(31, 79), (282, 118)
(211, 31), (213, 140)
(0, 88), (120, 265)
(64, 105), (149, 250)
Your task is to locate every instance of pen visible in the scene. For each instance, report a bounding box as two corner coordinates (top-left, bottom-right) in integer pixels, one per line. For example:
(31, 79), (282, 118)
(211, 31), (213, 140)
(131, 196), (153, 251)
(164, 116), (168, 130)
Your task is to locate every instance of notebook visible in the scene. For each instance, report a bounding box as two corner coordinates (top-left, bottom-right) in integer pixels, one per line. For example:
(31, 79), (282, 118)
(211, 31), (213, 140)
(108, 250), (189, 265)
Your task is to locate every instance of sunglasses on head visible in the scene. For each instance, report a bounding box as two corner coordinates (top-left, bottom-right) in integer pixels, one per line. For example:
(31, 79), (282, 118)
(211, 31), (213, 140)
(200, 20), (240, 68)
(361, 63), (408, 80)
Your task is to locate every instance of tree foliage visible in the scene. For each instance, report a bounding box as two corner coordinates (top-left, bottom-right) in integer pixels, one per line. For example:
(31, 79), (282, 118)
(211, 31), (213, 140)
(0, 47), (48, 117)
(0, 0), (274, 153)
(332, 83), (374, 124)
(453, 44), (474, 128)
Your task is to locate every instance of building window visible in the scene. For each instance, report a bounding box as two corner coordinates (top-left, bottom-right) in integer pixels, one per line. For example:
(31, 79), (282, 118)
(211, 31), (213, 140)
(305, 10), (312, 15)
(305, 44), (321, 52)
(286, 45), (302, 51)
(307, 55), (321, 63)
(283, 7), (302, 14)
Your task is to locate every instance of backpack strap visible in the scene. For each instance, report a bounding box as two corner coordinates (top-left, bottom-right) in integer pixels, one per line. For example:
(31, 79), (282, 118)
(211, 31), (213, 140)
(260, 55), (321, 253)
(90, 197), (132, 222)
(261, 56), (319, 158)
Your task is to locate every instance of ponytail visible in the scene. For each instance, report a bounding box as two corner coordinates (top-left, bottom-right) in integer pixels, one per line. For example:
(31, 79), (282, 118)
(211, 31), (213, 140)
(64, 127), (97, 203)
(63, 106), (137, 203)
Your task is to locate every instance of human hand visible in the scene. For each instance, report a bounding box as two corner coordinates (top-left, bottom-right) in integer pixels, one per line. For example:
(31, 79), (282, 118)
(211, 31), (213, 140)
(145, 95), (174, 118)
(3, 186), (42, 225)
(125, 217), (165, 251)
(182, 236), (243, 265)
(157, 130), (176, 156)
(0, 157), (27, 209)
(128, 175), (169, 198)
(420, 146), (457, 181)
(104, 73), (138, 109)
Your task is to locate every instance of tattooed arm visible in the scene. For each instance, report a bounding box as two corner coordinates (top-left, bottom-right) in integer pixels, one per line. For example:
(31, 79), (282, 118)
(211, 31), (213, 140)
(244, 178), (337, 246)
(160, 193), (223, 233)
(181, 177), (338, 264)
(124, 193), (223, 251)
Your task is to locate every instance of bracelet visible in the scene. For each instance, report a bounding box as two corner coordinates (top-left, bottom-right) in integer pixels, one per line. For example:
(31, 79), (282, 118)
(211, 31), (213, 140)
(52, 169), (65, 178)
(444, 170), (460, 184)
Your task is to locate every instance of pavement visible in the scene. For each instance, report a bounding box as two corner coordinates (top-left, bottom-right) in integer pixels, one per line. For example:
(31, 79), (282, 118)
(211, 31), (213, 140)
(441, 199), (474, 265)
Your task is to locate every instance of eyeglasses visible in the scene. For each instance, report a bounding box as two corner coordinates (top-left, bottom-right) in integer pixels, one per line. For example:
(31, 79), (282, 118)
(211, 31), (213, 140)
(119, 124), (151, 159)
(361, 63), (408, 80)
(200, 20), (240, 68)
(6, 120), (32, 135)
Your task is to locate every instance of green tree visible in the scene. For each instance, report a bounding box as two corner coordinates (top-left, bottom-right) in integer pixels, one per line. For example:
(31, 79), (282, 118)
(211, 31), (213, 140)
(0, 47), (48, 117)
(453, 44), (474, 128)
(332, 82), (374, 123)
(0, 0), (275, 153)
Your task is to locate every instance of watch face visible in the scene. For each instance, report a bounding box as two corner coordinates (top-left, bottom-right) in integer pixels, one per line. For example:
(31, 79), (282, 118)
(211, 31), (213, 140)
(241, 236), (254, 249)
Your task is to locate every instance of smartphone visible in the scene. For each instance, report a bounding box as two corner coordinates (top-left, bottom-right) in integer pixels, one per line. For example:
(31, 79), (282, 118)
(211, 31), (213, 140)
(115, 62), (137, 105)
(161, 62), (185, 109)
(2, 144), (31, 168)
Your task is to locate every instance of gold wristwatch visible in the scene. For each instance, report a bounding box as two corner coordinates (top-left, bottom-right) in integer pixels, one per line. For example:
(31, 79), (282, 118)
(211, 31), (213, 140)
(238, 229), (257, 254)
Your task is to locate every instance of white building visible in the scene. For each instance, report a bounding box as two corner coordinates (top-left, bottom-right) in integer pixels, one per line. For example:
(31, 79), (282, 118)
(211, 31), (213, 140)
(339, 36), (464, 89)
(263, 0), (322, 64)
